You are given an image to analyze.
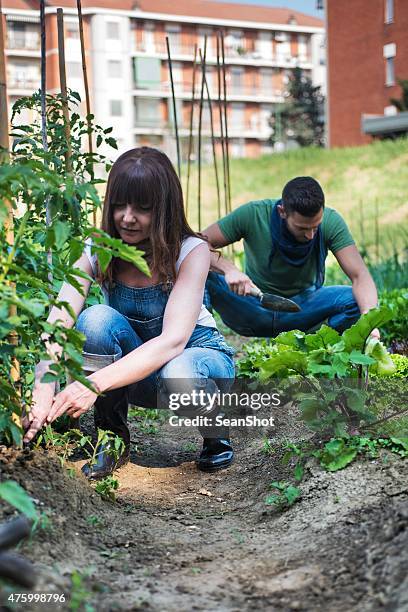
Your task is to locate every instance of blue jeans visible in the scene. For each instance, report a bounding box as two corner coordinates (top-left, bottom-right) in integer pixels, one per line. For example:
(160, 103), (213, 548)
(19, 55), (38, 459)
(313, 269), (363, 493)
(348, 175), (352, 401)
(206, 272), (360, 337)
(76, 304), (235, 413)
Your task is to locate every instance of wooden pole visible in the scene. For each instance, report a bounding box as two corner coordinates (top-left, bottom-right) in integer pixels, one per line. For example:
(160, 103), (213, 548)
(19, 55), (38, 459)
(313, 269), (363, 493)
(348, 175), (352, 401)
(185, 44), (198, 216)
(197, 36), (207, 231)
(39, 1), (51, 227)
(77, 0), (96, 225)
(57, 9), (72, 174)
(166, 36), (181, 179)
(216, 32), (228, 218)
(0, 0), (21, 421)
(200, 49), (221, 219)
(220, 31), (232, 214)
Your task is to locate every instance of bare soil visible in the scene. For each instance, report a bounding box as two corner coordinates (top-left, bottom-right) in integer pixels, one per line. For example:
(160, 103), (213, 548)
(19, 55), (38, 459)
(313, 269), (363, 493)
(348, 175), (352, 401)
(0, 400), (407, 612)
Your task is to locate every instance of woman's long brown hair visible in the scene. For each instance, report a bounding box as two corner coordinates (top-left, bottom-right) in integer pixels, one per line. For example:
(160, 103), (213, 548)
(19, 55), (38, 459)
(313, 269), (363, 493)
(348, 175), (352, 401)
(100, 147), (201, 286)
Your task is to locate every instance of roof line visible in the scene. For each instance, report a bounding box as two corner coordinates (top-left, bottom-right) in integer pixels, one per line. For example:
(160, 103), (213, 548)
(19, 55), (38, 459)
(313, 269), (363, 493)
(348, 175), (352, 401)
(2, 6), (324, 33)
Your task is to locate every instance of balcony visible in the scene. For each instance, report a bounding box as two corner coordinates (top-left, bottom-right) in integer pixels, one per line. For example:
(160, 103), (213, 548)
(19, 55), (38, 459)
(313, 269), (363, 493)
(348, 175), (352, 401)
(7, 36), (40, 52)
(134, 118), (272, 140)
(132, 41), (311, 66)
(133, 80), (284, 103)
(8, 77), (40, 91)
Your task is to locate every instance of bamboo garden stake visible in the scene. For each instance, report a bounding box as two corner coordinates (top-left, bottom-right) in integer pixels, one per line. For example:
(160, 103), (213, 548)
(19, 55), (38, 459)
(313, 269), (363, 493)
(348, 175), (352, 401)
(216, 33), (228, 218)
(0, 0), (21, 420)
(57, 9), (72, 174)
(197, 36), (207, 231)
(77, 0), (96, 225)
(166, 36), (181, 179)
(220, 31), (232, 215)
(185, 44), (198, 216)
(200, 49), (221, 218)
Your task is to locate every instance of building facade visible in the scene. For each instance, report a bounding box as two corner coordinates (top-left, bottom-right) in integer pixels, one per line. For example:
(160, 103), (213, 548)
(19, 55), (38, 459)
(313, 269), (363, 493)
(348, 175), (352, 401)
(3, 0), (324, 160)
(326, 0), (408, 147)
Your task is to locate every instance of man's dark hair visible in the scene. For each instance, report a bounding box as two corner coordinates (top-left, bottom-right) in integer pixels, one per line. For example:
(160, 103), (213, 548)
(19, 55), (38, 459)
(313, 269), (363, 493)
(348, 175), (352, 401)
(281, 176), (325, 217)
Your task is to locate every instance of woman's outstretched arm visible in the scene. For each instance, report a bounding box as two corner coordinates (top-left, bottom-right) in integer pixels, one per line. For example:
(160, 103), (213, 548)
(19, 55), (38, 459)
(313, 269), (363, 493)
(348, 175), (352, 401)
(23, 252), (93, 442)
(46, 242), (211, 422)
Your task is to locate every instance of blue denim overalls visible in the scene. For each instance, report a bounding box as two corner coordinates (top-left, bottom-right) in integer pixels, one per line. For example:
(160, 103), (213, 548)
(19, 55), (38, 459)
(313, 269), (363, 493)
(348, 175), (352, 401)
(77, 280), (235, 410)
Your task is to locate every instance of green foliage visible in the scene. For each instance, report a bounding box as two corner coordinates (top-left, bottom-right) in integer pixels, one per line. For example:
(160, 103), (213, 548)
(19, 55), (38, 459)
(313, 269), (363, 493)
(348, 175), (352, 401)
(128, 406), (167, 435)
(272, 67), (325, 147)
(379, 288), (408, 343)
(0, 91), (148, 445)
(388, 353), (408, 377)
(69, 570), (95, 612)
(0, 480), (38, 521)
(265, 481), (301, 509)
(238, 307), (401, 436)
(94, 476), (119, 502)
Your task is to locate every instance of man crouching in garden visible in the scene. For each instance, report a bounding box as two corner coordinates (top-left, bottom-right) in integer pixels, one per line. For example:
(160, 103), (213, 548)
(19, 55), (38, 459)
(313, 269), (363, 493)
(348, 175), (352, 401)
(203, 176), (379, 337)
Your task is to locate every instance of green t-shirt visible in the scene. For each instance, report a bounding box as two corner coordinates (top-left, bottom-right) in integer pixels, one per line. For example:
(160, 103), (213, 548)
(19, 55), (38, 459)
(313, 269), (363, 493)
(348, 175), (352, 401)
(217, 199), (355, 297)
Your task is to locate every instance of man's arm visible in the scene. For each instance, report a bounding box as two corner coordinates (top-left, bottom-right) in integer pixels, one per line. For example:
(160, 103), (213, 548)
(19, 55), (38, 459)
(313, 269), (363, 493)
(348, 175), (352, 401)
(202, 222), (255, 295)
(334, 244), (378, 314)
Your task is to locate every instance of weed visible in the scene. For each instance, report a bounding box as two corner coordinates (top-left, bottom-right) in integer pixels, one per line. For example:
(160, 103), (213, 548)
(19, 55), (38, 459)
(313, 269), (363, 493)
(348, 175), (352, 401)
(69, 570), (94, 612)
(182, 442), (198, 452)
(86, 515), (104, 528)
(265, 481), (301, 509)
(94, 476), (119, 502)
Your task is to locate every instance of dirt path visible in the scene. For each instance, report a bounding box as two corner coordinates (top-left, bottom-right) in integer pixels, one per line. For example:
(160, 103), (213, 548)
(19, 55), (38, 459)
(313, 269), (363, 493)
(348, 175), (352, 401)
(1, 402), (407, 612)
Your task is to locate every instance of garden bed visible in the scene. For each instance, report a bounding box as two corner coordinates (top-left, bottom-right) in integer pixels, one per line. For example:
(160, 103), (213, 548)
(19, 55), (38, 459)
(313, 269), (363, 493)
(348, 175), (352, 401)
(1, 400), (407, 611)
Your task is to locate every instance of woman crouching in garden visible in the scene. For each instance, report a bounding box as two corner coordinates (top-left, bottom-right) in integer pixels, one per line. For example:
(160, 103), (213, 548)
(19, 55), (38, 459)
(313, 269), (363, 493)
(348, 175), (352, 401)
(23, 147), (235, 479)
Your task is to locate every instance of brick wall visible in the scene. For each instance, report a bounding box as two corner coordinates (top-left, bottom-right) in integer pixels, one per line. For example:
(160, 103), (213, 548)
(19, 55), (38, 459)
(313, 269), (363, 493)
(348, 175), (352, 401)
(327, 0), (408, 147)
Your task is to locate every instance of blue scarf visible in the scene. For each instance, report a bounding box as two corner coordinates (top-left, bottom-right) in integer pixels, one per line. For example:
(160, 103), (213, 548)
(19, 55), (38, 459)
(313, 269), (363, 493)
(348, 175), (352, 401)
(269, 200), (327, 288)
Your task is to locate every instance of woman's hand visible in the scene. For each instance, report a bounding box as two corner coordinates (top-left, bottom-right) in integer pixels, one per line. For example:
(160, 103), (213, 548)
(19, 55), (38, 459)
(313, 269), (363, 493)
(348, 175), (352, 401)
(23, 378), (56, 443)
(46, 379), (99, 423)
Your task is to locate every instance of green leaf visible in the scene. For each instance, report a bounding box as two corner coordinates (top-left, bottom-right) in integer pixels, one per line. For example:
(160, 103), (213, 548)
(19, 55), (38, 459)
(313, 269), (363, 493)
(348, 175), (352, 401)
(349, 350), (376, 366)
(53, 220), (71, 250)
(259, 349), (307, 380)
(284, 485), (301, 505)
(305, 325), (341, 350)
(0, 480), (38, 520)
(390, 437), (408, 451)
(342, 306), (393, 352)
(294, 463), (304, 481)
(319, 439), (357, 472)
(96, 134), (102, 148)
(96, 249), (112, 273)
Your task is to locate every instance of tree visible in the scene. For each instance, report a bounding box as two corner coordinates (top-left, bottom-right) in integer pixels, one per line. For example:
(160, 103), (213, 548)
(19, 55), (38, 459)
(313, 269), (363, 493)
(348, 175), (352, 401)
(270, 67), (325, 148)
(390, 78), (408, 112)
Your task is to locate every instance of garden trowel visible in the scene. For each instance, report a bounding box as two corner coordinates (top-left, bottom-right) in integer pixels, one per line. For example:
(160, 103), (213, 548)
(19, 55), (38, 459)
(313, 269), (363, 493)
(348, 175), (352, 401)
(249, 286), (301, 312)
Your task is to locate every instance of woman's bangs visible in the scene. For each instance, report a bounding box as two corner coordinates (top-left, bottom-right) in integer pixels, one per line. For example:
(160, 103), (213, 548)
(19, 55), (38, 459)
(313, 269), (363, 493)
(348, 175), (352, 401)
(110, 163), (158, 210)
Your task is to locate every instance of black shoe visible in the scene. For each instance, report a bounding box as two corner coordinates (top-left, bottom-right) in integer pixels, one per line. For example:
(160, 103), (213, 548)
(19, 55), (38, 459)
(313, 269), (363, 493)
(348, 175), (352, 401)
(81, 442), (130, 481)
(197, 438), (234, 472)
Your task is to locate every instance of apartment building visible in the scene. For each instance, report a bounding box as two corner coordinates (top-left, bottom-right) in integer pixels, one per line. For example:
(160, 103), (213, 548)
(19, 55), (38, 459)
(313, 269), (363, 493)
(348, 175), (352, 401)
(3, 0), (325, 160)
(326, 0), (408, 147)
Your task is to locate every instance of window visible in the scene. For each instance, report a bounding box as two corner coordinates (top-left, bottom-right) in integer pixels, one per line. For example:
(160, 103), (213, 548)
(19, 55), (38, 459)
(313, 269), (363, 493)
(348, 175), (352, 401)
(9, 22), (26, 48)
(135, 98), (161, 127)
(108, 60), (122, 78)
(165, 25), (181, 54)
(385, 0), (394, 23)
(110, 100), (122, 116)
(107, 21), (120, 40)
(66, 22), (79, 39)
(383, 43), (396, 86)
(67, 62), (82, 78)
(385, 57), (395, 86)
(230, 67), (243, 94)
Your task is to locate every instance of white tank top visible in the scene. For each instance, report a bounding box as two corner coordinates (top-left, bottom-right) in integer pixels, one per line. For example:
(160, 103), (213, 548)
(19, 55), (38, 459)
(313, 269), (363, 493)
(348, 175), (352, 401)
(84, 236), (217, 328)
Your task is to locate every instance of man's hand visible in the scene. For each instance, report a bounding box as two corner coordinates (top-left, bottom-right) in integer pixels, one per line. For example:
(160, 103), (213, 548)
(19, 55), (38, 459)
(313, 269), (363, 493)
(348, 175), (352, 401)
(46, 379), (99, 423)
(23, 379), (56, 443)
(224, 270), (255, 296)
